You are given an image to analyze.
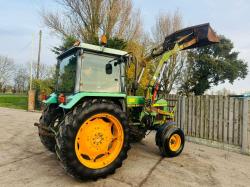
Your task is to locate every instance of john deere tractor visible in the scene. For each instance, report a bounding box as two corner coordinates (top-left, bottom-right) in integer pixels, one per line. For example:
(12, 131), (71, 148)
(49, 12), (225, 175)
(35, 23), (219, 180)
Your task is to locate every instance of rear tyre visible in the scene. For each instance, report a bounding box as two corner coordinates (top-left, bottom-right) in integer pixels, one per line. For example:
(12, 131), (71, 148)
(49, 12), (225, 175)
(55, 101), (130, 180)
(156, 123), (185, 157)
(38, 104), (62, 152)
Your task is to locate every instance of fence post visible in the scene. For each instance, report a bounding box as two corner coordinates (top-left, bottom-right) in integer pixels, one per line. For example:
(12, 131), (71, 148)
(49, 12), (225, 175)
(177, 96), (181, 128)
(180, 96), (186, 131)
(241, 98), (248, 154)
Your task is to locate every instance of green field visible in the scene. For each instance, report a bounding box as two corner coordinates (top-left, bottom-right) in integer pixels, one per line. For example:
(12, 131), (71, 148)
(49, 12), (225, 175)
(0, 94), (28, 110)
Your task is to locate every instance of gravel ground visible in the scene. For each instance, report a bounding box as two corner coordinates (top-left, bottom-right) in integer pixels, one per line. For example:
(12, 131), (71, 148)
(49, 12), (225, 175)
(1, 107), (250, 187)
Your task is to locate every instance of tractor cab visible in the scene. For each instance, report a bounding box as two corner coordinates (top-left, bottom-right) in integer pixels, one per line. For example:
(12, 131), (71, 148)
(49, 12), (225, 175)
(45, 42), (131, 109)
(56, 43), (128, 94)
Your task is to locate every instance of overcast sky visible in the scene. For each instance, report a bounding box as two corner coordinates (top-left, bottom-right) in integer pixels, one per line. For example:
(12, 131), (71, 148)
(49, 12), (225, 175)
(0, 0), (249, 93)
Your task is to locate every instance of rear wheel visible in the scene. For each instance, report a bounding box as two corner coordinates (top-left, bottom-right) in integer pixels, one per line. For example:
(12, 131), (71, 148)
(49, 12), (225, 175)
(38, 105), (62, 152)
(55, 101), (130, 180)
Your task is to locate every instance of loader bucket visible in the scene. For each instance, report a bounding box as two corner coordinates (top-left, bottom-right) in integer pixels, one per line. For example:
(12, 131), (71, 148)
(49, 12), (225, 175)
(163, 23), (219, 51)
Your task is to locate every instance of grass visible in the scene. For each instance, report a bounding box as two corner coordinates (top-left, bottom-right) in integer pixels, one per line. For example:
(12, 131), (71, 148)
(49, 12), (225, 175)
(0, 93), (28, 110)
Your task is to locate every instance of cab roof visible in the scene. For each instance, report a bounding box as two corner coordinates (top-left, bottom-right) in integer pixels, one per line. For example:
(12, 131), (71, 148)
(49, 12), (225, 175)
(57, 42), (128, 60)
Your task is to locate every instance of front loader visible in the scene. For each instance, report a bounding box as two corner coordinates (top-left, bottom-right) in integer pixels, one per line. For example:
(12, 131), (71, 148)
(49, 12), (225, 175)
(35, 23), (219, 180)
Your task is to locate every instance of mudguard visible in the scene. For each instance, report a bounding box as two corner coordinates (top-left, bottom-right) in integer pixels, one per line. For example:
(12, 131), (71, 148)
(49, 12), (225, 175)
(43, 93), (58, 104)
(59, 92), (126, 109)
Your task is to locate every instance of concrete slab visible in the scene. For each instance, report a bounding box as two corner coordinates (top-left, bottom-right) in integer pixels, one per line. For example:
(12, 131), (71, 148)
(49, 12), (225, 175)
(141, 143), (250, 187)
(1, 107), (250, 187)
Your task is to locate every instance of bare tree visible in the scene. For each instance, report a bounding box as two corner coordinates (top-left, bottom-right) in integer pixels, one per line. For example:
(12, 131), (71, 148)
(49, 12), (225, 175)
(42, 0), (143, 43)
(29, 62), (55, 80)
(14, 65), (29, 93)
(37, 64), (55, 80)
(0, 55), (15, 91)
(150, 10), (185, 95)
(151, 10), (182, 44)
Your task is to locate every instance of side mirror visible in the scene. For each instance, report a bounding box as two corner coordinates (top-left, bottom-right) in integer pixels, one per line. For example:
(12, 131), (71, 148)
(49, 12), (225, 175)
(105, 63), (112, 74)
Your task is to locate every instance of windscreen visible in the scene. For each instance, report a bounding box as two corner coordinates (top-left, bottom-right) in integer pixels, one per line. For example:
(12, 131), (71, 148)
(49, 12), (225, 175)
(57, 54), (77, 93)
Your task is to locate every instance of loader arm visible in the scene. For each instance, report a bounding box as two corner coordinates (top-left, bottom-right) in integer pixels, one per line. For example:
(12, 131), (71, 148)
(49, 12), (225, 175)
(136, 23), (219, 103)
(146, 34), (198, 102)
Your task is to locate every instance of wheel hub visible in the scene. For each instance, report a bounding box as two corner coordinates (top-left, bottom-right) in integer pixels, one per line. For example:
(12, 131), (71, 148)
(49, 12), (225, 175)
(169, 134), (181, 152)
(92, 133), (104, 145)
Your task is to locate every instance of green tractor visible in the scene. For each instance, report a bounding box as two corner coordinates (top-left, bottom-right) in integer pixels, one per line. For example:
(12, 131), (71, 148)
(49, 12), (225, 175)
(35, 23), (219, 180)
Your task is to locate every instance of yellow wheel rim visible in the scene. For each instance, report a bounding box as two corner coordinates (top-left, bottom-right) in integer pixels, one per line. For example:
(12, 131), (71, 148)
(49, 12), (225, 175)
(75, 113), (124, 169)
(169, 134), (181, 152)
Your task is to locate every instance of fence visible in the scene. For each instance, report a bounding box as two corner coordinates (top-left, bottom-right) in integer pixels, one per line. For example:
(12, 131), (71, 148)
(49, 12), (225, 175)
(166, 95), (250, 154)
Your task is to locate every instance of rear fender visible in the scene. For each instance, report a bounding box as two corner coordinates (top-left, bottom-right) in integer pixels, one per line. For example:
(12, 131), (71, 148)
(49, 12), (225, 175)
(59, 92), (126, 110)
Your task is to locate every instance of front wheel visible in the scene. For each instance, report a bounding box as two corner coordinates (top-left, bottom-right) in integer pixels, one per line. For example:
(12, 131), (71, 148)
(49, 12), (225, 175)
(55, 101), (130, 180)
(156, 124), (185, 157)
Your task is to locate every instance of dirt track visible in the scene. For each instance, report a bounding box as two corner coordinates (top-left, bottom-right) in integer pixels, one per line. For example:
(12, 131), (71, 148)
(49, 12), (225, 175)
(1, 107), (250, 187)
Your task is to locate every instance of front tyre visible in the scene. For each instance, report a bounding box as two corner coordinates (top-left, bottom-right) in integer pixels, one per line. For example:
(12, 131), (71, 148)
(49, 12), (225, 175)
(55, 102), (130, 180)
(156, 124), (185, 157)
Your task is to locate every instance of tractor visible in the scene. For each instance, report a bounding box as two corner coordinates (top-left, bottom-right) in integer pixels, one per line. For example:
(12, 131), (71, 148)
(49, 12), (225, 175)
(35, 23), (219, 180)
